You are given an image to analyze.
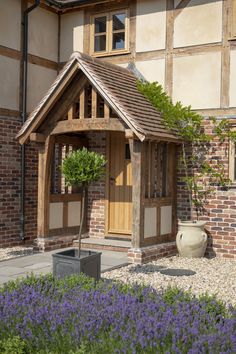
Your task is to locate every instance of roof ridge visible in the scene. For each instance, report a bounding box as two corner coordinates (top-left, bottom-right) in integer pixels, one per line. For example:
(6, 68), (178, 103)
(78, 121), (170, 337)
(70, 51), (134, 77)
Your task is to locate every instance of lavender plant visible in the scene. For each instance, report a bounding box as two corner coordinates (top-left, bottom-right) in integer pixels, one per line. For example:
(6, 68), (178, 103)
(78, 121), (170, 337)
(0, 275), (235, 354)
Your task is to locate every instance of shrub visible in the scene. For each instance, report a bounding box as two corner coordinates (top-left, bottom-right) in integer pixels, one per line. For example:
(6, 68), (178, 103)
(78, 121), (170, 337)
(61, 147), (106, 255)
(0, 275), (235, 354)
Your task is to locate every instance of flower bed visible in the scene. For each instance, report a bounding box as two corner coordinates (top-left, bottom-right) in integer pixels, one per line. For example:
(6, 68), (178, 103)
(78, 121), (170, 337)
(0, 274), (235, 354)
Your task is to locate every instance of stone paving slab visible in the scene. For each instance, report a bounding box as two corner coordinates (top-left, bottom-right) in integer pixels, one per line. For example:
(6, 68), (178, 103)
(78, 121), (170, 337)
(0, 266), (28, 276)
(24, 262), (52, 270)
(0, 248), (129, 285)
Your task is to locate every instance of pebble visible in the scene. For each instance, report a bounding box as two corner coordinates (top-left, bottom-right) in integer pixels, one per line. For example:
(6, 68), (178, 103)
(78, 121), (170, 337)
(0, 246), (34, 261)
(103, 256), (236, 306)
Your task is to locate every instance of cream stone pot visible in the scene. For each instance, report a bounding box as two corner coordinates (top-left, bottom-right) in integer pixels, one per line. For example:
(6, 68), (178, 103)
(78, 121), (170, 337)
(176, 220), (207, 258)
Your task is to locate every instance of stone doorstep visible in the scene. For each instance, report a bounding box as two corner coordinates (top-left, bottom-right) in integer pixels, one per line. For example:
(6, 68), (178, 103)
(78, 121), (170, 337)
(75, 237), (131, 253)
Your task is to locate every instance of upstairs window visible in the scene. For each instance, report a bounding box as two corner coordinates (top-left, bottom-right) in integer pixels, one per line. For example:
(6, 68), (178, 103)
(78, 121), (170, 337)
(90, 10), (129, 56)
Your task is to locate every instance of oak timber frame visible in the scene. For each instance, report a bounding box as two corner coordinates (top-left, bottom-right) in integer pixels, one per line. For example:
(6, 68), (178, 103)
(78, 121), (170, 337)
(32, 77), (177, 249)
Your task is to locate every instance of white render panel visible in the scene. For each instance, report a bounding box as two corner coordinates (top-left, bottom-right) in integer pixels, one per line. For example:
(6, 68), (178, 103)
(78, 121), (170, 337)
(135, 59), (165, 86)
(160, 206), (172, 235)
(136, 0), (166, 52)
(28, 7), (58, 62)
(0, 56), (19, 110)
(60, 11), (84, 62)
(174, 0), (222, 48)
(144, 207), (157, 238)
(173, 52), (221, 109)
(68, 201), (81, 227)
(0, 0), (21, 50)
(27, 64), (57, 112)
(49, 203), (63, 229)
(229, 50), (236, 107)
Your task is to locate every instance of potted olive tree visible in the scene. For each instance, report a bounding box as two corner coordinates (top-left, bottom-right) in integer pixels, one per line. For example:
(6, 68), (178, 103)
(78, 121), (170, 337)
(52, 147), (106, 279)
(138, 81), (236, 257)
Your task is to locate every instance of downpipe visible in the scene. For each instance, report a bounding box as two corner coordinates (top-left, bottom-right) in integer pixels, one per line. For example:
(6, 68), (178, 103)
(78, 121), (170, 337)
(20, 0), (40, 241)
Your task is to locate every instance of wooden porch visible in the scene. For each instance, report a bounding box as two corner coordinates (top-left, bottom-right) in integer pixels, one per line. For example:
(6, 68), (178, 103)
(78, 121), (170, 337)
(17, 52), (179, 262)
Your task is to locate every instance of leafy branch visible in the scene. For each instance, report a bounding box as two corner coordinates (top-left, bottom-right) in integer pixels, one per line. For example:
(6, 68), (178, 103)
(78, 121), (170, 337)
(137, 81), (236, 219)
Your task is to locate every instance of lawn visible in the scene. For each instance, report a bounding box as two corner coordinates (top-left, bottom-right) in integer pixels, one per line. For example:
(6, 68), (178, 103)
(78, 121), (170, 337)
(0, 274), (235, 354)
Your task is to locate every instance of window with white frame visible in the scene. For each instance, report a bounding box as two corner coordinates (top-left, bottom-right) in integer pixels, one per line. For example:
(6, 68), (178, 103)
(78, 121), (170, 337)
(90, 10), (129, 55)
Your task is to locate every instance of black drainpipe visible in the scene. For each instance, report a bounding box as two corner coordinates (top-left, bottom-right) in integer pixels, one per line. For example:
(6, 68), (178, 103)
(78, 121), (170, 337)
(20, 0), (40, 241)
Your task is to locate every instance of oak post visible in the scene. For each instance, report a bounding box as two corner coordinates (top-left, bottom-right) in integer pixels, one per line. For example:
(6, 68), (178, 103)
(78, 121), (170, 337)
(37, 135), (55, 237)
(129, 138), (145, 248)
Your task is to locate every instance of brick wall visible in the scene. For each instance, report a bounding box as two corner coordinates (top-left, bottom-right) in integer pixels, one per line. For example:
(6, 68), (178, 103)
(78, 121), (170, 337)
(176, 118), (236, 259)
(86, 132), (106, 238)
(0, 115), (37, 247)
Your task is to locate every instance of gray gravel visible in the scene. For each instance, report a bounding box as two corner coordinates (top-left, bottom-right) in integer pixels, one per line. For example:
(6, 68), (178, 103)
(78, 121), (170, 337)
(103, 256), (236, 306)
(0, 246), (34, 261)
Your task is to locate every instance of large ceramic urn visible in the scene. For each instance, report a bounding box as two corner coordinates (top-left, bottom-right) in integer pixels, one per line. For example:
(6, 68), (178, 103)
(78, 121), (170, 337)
(176, 220), (207, 258)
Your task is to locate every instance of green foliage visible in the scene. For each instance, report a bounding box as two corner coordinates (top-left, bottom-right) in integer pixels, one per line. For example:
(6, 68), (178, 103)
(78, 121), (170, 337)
(61, 147), (106, 187)
(137, 80), (236, 217)
(1, 273), (97, 296)
(162, 286), (192, 305)
(0, 336), (27, 354)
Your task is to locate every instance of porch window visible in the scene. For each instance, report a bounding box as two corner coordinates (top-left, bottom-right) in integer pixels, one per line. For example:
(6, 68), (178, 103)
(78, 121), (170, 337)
(51, 143), (81, 195)
(90, 10), (129, 56)
(144, 142), (172, 199)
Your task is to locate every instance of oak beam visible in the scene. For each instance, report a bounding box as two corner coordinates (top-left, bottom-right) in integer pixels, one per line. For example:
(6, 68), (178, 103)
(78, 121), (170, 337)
(221, 0), (230, 108)
(125, 129), (134, 139)
(68, 104), (76, 120)
(54, 135), (87, 146)
(104, 102), (110, 119)
(165, 0), (174, 97)
(50, 118), (125, 135)
(37, 136), (55, 237)
(129, 139), (145, 248)
(92, 88), (97, 118)
(38, 74), (87, 137)
(79, 89), (85, 119)
(30, 133), (46, 143)
(0, 107), (19, 117)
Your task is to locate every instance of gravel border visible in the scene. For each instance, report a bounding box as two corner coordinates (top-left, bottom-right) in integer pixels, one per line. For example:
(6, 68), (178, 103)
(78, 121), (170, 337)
(103, 256), (236, 306)
(0, 246), (35, 262)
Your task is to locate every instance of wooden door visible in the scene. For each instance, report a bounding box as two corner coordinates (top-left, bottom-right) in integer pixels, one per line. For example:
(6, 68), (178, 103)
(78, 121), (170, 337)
(108, 132), (132, 236)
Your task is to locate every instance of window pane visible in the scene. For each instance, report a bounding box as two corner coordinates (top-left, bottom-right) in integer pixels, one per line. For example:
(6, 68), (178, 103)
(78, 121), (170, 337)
(112, 32), (125, 50)
(112, 13), (125, 31)
(94, 35), (106, 52)
(95, 16), (106, 33)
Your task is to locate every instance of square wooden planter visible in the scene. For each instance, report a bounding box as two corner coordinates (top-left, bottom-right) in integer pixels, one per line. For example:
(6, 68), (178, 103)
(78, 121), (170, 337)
(52, 249), (101, 281)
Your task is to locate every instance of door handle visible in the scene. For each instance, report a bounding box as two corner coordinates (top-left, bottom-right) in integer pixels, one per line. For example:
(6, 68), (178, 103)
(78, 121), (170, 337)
(110, 177), (115, 181)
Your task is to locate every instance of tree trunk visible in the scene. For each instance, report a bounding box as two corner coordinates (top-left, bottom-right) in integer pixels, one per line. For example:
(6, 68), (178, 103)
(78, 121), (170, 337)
(78, 186), (86, 258)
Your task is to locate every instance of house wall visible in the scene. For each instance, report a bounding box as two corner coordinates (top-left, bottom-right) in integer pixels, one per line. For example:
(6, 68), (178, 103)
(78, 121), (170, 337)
(1, 0), (236, 258)
(60, 11), (84, 62)
(69, 0), (235, 259)
(0, 0), (58, 247)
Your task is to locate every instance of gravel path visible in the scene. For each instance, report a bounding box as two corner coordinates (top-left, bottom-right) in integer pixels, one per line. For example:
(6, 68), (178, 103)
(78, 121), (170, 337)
(0, 246), (34, 261)
(104, 256), (236, 306)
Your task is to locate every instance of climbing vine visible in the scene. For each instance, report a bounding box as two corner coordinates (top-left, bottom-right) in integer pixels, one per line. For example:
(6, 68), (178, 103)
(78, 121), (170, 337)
(137, 80), (236, 219)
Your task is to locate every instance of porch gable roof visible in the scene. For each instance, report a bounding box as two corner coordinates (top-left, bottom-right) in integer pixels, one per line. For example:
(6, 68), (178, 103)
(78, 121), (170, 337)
(17, 52), (179, 144)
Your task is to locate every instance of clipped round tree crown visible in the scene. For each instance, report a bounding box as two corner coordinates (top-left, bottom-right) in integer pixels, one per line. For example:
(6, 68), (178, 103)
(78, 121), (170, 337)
(61, 147), (106, 187)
